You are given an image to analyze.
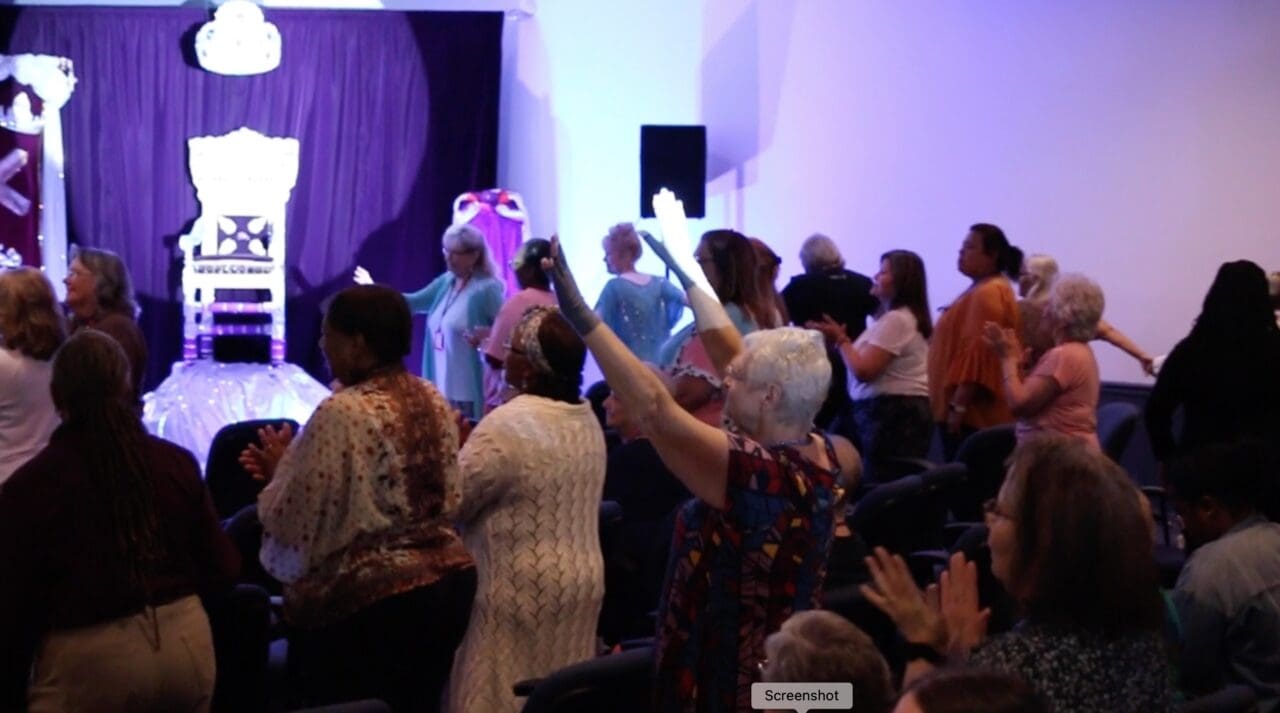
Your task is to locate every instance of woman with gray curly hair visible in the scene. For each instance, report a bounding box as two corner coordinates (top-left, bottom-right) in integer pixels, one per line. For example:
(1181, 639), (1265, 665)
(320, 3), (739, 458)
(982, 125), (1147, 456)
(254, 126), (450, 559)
(984, 274), (1104, 448)
(355, 224), (504, 419)
(64, 246), (148, 407)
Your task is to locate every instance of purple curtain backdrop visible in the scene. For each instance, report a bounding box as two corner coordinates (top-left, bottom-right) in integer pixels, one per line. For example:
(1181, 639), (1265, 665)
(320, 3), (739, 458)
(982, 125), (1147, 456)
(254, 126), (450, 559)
(0, 7), (501, 387)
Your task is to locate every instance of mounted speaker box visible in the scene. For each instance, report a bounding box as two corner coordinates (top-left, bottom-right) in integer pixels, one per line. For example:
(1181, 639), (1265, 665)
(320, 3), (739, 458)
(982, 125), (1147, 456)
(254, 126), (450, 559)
(640, 125), (706, 218)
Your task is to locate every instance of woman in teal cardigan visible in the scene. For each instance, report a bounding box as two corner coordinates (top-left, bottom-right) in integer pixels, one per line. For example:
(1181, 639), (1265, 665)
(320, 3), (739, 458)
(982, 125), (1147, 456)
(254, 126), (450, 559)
(355, 224), (504, 419)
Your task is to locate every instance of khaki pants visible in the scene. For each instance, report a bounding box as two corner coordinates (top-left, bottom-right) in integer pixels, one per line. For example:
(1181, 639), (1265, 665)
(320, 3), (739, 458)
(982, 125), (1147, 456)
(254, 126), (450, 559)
(28, 594), (216, 713)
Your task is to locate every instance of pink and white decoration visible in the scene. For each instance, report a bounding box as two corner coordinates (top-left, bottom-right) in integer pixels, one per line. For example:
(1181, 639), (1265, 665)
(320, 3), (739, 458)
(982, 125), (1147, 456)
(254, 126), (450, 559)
(0, 54), (74, 295)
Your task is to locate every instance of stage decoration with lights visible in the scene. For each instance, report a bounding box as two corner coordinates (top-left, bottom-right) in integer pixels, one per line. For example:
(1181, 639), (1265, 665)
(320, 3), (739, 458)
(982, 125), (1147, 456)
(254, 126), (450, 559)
(179, 126), (297, 363)
(194, 0), (282, 77)
(452, 189), (532, 296)
(144, 126), (326, 472)
(0, 54), (75, 294)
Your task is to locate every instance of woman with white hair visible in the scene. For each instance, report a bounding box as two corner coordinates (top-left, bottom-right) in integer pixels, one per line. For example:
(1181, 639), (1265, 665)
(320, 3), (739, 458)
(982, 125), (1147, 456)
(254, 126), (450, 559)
(355, 224), (504, 418)
(782, 233), (879, 429)
(985, 274), (1105, 448)
(594, 222), (685, 362)
(541, 232), (859, 713)
(1017, 254), (1154, 375)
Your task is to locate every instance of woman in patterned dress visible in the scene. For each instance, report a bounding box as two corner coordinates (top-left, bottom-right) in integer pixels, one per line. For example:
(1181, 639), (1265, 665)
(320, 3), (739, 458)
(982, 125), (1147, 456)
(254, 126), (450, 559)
(446, 306), (607, 713)
(862, 434), (1172, 713)
(244, 285), (476, 712)
(542, 233), (860, 713)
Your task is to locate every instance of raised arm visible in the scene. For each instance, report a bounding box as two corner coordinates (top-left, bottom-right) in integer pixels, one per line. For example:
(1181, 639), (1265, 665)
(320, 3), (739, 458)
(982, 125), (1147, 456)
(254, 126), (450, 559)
(1096, 318), (1155, 376)
(403, 272), (451, 314)
(543, 237), (732, 509)
(640, 230), (743, 376)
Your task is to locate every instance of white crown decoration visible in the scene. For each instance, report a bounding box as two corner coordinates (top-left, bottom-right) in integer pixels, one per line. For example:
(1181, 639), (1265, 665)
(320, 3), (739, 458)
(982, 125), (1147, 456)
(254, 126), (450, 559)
(0, 244), (21, 269)
(195, 1), (281, 77)
(0, 54), (76, 135)
(0, 92), (41, 135)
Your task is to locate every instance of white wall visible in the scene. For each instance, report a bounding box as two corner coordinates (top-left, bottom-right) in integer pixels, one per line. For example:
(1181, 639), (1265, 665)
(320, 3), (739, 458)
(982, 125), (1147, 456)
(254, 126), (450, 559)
(501, 0), (1280, 383)
(16, 0), (1280, 382)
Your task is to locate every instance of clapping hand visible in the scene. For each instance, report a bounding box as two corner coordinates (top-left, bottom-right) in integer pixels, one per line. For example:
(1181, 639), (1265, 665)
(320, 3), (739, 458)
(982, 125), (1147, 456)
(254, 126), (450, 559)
(938, 551), (990, 657)
(238, 422), (295, 485)
(353, 266), (373, 285)
(860, 547), (947, 651)
(861, 548), (991, 660)
(982, 321), (1016, 359)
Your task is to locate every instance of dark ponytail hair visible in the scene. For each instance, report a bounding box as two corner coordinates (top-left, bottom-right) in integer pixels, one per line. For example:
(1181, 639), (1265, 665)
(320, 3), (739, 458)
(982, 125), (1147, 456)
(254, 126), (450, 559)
(970, 223), (1022, 279)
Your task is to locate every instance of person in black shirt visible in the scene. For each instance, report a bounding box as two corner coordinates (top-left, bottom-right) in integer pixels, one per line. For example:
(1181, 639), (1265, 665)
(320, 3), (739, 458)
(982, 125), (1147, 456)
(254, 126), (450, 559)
(782, 233), (878, 429)
(1145, 260), (1280, 468)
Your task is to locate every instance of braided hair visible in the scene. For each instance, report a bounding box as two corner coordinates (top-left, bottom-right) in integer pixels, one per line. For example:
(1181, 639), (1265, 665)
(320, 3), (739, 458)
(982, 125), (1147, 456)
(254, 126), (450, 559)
(50, 329), (163, 598)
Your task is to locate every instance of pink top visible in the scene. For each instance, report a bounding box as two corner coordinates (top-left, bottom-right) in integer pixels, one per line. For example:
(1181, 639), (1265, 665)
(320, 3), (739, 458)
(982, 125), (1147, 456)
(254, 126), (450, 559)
(1016, 341), (1101, 450)
(482, 288), (557, 410)
(484, 288), (558, 363)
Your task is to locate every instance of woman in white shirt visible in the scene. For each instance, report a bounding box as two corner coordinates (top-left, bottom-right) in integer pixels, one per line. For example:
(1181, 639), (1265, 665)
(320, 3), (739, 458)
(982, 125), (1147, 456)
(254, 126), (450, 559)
(810, 250), (932, 480)
(0, 268), (64, 483)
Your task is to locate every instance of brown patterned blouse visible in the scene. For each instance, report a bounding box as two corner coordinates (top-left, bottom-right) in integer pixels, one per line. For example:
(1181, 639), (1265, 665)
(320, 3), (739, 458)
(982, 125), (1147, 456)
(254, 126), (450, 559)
(258, 370), (473, 628)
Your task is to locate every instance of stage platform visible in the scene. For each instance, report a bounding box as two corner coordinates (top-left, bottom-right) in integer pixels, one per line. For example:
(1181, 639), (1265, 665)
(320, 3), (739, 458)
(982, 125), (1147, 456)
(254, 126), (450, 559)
(143, 359), (330, 474)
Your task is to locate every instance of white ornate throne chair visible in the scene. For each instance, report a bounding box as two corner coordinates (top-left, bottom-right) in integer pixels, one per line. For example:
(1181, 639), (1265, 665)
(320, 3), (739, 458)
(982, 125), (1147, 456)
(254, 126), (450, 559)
(179, 127), (298, 363)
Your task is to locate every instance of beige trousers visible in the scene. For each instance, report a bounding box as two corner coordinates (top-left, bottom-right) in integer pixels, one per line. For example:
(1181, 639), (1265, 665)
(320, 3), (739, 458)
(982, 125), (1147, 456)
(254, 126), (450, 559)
(27, 594), (216, 713)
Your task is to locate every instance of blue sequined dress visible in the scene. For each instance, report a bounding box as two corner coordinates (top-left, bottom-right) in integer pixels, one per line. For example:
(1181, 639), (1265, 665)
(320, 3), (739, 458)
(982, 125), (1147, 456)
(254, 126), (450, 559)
(595, 275), (686, 363)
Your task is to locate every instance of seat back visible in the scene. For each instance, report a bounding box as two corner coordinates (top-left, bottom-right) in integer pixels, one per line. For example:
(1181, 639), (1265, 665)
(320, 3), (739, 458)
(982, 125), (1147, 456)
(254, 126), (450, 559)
(919, 462), (968, 525)
(204, 584), (272, 712)
(520, 647), (654, 713)
(849, 475), (935, 554)
(286, 700), (392, 713)
(1176, 684), (1259, 713)
(952, 425), (1017, 520)
(207, 418), (300, 519)
(1097, 401), (1141, 463)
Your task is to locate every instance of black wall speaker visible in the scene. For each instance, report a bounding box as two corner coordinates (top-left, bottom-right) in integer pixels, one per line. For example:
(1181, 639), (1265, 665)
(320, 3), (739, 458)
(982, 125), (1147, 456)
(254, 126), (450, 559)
(640, 125), (706, 218)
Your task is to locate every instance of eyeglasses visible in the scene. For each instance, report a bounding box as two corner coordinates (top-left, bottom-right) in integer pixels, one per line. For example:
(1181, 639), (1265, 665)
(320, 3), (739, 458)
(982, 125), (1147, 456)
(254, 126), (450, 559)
(443, 247), (478, 257)
(983, 498), (1015, 522)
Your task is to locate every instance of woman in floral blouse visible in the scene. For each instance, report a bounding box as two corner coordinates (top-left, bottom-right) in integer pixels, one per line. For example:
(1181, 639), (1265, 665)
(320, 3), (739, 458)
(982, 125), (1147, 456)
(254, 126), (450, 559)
(243, 285), (476, 712)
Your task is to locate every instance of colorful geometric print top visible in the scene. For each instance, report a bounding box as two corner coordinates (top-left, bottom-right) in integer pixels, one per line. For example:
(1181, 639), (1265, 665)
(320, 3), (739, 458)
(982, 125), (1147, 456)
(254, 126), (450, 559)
(655, 432), (839, 713)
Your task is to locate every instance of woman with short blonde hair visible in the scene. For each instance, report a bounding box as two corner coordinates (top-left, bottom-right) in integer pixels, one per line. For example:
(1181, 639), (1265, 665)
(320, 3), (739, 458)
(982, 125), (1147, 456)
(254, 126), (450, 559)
(595, 222), (685, 362)
(0, 268), (65, 482)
